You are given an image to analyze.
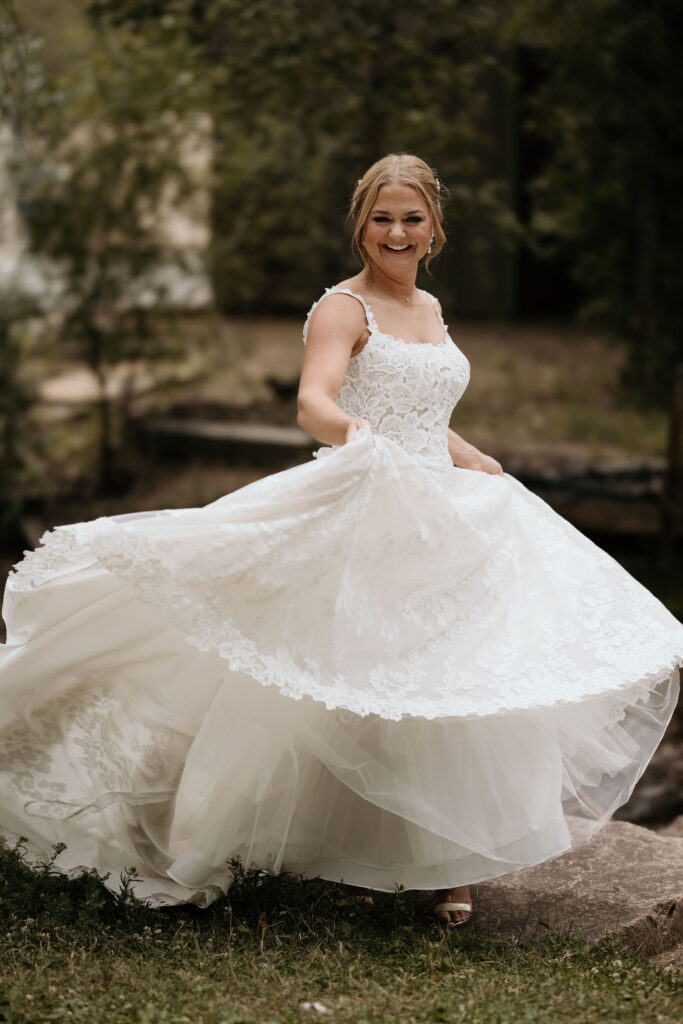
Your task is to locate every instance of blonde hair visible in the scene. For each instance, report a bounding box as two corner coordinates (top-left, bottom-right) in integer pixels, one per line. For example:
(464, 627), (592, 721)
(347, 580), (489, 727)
(349, 153), (446, 273)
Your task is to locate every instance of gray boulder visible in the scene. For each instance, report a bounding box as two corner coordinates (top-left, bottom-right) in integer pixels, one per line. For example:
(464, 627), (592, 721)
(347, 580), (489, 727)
(472, 821), (683, 955)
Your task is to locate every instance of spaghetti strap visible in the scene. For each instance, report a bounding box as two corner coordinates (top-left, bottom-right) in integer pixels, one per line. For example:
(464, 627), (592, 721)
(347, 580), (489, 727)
(421, 290), (449, 343)
(423, 290), (447, 329)
(302, 286), (377, 346)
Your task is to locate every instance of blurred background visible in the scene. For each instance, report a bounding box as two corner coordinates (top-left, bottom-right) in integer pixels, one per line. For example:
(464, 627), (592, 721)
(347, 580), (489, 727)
(1, 0), (682, 826)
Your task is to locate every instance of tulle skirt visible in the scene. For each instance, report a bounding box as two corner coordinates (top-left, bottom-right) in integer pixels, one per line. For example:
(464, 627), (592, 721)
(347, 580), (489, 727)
(0, 427), (680, 905)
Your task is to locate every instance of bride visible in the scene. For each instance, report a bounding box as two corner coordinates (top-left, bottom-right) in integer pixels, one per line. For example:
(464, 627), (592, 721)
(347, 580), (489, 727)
(0, 153), (681, 929)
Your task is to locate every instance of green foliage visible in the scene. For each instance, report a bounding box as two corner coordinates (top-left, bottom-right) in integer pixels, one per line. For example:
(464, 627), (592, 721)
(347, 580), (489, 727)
(9, 6), (210, 486)
(512, 0), (683, 403)
(8, 0), (683, 425)
(0, 0), (29, 135)
(0, 296), (44, 525)
(87, 0), (521, 313)
(0, 838), (155, 939)
(206, 0), (520, 311)
(84, 0), (683, 405)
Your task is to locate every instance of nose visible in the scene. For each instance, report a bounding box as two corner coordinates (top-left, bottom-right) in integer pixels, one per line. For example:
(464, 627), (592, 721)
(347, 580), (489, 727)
(388, 221), (406, 239)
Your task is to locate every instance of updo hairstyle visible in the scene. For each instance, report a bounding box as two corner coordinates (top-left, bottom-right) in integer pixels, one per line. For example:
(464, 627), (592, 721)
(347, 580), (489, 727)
(349, 153), (446, 272)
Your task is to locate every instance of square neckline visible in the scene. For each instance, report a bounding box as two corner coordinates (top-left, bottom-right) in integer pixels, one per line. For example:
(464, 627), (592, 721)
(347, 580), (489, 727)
(327, 286), (449, 350)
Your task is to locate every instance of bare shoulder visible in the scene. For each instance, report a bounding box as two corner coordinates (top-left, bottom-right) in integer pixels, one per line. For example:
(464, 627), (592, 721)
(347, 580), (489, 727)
(420, 288), (442, 313)
(308, 290), (366, 331)
(305, 287), (367, 351)
(334, 275), (367, 293)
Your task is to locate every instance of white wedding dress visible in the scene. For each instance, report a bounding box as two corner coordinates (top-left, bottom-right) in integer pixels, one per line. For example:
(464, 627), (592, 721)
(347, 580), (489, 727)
(1, 285), (681, 907)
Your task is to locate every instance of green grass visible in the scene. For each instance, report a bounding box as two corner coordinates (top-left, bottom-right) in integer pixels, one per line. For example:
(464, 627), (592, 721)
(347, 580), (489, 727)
(0, 844), (680, 1023)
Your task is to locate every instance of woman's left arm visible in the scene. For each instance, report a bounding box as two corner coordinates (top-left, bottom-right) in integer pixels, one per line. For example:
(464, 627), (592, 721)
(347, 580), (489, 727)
(448, 427), (504, 476)
(430, 295), (503, 475)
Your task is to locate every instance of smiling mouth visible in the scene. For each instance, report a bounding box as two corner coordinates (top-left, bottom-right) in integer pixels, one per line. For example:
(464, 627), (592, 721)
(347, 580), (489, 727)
(383, 243), (412, 253)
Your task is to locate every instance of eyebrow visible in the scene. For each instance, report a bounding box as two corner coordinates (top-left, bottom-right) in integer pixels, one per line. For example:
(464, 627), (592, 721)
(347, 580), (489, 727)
(371, 209), (426, 215)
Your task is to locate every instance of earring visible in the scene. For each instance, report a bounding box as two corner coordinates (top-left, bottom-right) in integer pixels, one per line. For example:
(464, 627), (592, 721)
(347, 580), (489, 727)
(428, 234), (435, 254)
(361, 235), (366, 248)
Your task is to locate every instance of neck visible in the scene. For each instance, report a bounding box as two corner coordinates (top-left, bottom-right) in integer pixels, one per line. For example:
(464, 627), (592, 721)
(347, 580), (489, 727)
(363, 265), (417, 304)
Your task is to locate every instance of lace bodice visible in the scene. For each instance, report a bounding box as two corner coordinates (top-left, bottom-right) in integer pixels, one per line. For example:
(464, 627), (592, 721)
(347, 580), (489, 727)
(303, 287), (470, 471)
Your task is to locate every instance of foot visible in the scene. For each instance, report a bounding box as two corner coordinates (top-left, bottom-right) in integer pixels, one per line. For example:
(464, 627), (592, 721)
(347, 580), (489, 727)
(433, 885), (472, 927)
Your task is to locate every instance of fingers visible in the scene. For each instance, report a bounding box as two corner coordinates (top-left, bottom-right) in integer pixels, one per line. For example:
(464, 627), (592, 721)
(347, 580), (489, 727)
(359, 419), (376, 447)
(344, 421), (359, 444)
(345, 419), (375, 445)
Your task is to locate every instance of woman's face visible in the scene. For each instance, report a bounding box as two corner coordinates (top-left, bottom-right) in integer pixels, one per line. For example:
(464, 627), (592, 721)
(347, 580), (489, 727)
(362, 183), (433, 273)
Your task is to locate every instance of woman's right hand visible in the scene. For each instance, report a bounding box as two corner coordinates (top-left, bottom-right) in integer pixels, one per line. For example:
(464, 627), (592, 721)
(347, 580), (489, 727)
(343, 417), (373, 444)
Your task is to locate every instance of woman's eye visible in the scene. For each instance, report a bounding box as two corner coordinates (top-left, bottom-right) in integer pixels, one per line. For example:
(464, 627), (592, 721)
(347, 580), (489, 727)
(372, 216), (424, 223)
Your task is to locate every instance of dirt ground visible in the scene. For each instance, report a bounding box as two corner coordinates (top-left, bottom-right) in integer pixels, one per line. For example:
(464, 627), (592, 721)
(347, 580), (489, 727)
(36, 313), (669, 475)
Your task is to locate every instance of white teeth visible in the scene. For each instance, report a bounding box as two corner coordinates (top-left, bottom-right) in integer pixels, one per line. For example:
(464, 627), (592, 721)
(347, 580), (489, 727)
(386, 244), (410, 251)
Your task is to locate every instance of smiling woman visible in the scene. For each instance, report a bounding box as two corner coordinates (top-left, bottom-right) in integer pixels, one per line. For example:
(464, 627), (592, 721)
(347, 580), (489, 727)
(350, 154), (446, 275)
(0, 153), (681, 937)
(363, 191), (432, 269)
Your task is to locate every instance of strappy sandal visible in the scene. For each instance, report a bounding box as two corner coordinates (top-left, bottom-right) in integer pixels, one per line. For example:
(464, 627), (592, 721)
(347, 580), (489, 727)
(433, 900), (472, 928)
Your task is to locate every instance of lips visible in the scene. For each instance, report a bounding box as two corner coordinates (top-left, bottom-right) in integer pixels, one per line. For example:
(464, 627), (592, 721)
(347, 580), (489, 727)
(382, 244), (412, 253)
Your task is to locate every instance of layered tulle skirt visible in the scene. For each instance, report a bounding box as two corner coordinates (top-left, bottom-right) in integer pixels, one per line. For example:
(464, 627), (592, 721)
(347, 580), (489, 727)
(0, 427), (681, 905)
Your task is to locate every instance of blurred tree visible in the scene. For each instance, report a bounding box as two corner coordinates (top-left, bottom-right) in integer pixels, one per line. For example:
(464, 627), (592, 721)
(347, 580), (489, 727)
(21, 0), (682, 403)
(0, 0), (27, 137)
(0, 2), (41, 528)
(201, 0), (519, 312)
(88, 0), (520, 312)
(0, 296), (43, 532)
(12, 7), (209, 487)
(510, 0), (683, 403)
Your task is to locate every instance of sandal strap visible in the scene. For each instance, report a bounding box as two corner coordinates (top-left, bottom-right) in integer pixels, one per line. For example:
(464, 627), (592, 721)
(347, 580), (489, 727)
(434, 902), (472, 913)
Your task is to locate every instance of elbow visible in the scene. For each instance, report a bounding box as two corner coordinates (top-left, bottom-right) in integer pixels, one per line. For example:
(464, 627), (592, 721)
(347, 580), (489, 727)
(297, 387), (332, 434)
(296, 392), (310, 431)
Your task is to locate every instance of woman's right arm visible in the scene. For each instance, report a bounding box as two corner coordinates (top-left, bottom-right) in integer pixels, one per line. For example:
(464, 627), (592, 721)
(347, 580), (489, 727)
(297, 294), (372, 446)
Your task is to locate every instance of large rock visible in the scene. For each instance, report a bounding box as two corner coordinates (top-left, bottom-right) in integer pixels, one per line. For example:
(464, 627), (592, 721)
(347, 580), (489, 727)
(471, 822), (683, 955)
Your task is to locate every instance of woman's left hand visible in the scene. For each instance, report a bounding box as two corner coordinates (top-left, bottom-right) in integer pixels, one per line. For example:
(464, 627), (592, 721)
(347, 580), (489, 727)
(447, 429), (503, 476)
(463, 451), (504, 476)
